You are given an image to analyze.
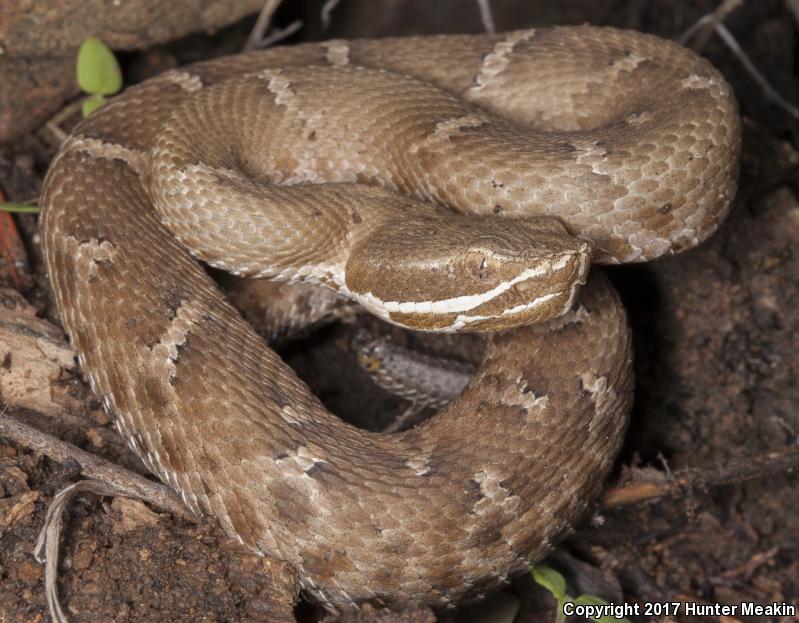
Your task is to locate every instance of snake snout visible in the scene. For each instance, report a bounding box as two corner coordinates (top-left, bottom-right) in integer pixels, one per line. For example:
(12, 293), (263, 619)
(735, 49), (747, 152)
(348, 217), (593, 333)
(462, 245), (591, 331)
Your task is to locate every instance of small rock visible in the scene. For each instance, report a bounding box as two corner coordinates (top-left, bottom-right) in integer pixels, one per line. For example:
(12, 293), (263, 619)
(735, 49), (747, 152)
(0, 464), (29, 495)
(71, 542), (95, 571)
(110, 497), (160, 534)
(0, 490), (39, 535)
(16, 559), (43, 584)
(85, 427), (107, 448)
(90, 406), (112, 426)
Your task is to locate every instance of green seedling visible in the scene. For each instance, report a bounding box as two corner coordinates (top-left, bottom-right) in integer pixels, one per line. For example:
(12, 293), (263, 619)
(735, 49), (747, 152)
(0, 203), (40, 213)
(76, 36), (122, 117)
(531, 564), (631, 623)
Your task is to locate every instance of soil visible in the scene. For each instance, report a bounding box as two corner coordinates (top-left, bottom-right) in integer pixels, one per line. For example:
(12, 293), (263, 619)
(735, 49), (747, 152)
(0, 1), (797, 622)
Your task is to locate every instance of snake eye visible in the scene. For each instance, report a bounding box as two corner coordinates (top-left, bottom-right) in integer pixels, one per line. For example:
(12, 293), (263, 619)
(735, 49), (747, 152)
(464, 251), (499, 283)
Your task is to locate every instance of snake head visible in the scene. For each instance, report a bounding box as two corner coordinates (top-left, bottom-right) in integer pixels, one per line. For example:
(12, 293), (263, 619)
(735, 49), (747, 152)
(345, 214), (591, 332)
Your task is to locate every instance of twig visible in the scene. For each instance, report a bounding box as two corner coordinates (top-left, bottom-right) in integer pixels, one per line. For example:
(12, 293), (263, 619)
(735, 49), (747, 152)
(254, 20), (303, 50)
(1, 413), (193, 623)
(680, 4), (799, 121)
(42, 100), (83, 148)
(709, 546), (780, 584)
(321, 0), (343, 31)
(34, 480), (139, 623)
(600, 445), (799, 509)
(679, 0), (744, 51)
(0, 413), (190, 520)
(244, 0), (281, 51)
(476, 0), (496, 34)
(711, 21), (799, 120)
(244, 0), (301, 51)
(381, 402), (425, 434)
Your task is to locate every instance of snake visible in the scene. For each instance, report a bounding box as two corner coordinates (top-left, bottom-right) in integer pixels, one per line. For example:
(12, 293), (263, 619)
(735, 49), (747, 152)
(39, 26), (740, 611)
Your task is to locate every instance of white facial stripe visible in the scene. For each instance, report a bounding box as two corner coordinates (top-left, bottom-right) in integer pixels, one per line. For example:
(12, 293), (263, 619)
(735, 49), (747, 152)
(354, 291), (392, 321)
(450, 291), (559, 330)
(355, 253), (574, 316)
(369, 288), (563, 333)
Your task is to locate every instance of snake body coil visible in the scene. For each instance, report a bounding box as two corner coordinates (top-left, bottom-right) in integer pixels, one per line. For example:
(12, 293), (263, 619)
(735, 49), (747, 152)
(41, 27), (739, 609)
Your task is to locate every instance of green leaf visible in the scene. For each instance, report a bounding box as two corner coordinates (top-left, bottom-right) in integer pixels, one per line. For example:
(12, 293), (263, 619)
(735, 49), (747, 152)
(531, 564), (567, 600)
(77, 37), (122, 95)
(0, 202), (40, 213)
(573, 595), (631, 623)
(81, 94), (106, 118)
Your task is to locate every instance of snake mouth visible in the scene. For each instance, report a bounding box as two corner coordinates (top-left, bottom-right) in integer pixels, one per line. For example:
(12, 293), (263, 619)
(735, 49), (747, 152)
(357, 245), (591, 332)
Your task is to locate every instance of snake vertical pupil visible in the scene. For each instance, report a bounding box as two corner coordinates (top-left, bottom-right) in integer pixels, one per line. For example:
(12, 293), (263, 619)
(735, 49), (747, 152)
(465, 251), (497, 282)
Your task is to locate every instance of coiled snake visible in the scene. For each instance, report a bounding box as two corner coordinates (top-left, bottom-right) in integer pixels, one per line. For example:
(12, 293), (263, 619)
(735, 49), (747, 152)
(40, 26), (740, 610)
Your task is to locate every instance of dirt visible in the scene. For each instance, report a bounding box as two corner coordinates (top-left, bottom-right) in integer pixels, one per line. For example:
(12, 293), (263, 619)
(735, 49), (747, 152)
(1, 1), (798, 622)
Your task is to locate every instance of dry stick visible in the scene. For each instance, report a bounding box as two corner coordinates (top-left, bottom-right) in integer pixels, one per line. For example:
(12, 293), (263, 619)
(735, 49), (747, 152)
(254, 21), (303, 50)
(42, 100), (83, 148)
(244, 0), (281, 50)
(599, 445), (799, 509)
(1, 413), (194, 623)
(711, 20), (799, 120)
(321, 0), (343, 31)
(244, 0), (301, 52)
(680, 0), (744, 52)
(33, 480), (145, 623)
(476, 0), (496, 34)
(680, 6), (799, 121)
(0, 413), (190, 520)
(710, 545), (780, 583)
